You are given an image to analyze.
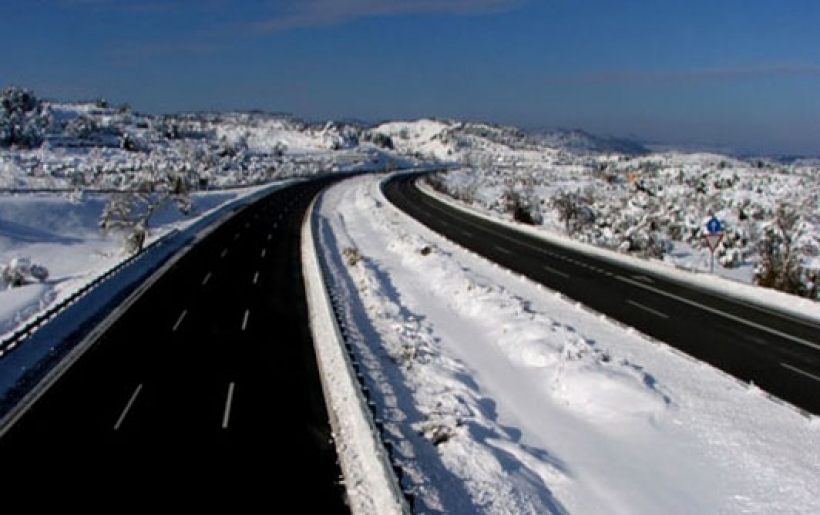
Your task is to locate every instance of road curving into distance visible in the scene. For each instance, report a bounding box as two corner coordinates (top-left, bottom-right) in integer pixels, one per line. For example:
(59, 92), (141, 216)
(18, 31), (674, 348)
(0, 175), (351, 511)
(383, 172), (820, 416)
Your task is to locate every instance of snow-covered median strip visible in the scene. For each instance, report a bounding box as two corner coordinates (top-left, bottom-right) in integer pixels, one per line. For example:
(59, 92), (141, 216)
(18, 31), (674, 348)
(302, 194), (409, 515)
(314, 174), (820, 514)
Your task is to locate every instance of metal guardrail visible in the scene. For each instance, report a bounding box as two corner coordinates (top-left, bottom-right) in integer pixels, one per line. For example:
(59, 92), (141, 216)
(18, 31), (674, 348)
(0, 229), (178, 360)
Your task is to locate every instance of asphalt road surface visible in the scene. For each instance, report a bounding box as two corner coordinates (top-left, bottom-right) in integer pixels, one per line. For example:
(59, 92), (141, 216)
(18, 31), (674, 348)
(0, 176), (350, 511)
(383, 173), (820, 416)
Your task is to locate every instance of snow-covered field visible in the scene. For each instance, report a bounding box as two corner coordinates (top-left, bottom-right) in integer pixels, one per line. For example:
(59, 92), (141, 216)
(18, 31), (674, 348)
(313, 174), (819, 514)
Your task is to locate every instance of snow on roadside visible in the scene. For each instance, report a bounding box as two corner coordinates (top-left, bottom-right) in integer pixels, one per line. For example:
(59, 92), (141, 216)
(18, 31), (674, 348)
(417, 180), (820, 325)
(0, 186), (272, 340)
(315, 174), (820, 514)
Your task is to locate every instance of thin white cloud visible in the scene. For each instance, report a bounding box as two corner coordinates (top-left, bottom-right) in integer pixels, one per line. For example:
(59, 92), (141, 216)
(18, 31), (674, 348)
(250, 0), (526, 32)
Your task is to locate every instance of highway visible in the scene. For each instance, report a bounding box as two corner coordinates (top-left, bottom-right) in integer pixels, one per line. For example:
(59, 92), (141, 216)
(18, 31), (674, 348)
(0, 177), (350, 510)
(383, 174), (820, 416)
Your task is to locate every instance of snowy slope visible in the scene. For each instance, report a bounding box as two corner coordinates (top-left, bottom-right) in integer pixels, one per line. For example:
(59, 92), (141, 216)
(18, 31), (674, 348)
(375, 119), (454, 160)
(0, 91), (404, 192)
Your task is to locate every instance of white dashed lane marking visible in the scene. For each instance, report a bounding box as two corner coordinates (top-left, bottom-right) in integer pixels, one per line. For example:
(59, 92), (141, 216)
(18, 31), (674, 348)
(222, 382), (235, 429)
(542, 265), (570, 279)
(113, 384), (143, 431)
(627, 300), (669, 319)
(172, 310), (188, 332)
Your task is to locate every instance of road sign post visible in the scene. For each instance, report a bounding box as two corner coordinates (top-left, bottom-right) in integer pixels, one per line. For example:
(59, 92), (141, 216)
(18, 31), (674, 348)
(703, 217), (724, 273)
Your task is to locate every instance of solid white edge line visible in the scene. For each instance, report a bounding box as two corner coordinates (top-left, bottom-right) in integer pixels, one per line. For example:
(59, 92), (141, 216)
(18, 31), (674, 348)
(781, 362), (820, 383)
(615, 274), (820, 352)
(113, 383), (143, 431)
(222, 382), (235, 429)
(172, 310), (187, 332)
(627, 299), (670, 319)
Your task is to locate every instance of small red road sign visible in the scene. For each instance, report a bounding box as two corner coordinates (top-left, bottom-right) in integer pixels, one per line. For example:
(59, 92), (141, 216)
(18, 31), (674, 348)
(704, 232), (724, 251)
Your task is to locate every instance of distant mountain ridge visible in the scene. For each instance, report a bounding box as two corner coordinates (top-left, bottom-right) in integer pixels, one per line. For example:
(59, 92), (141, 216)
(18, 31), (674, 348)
(529, 128), (650, 156)
(3, 86), (650, 160)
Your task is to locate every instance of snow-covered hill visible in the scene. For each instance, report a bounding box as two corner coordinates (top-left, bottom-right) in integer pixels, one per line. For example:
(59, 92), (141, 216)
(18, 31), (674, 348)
(0, 88), (404, 192)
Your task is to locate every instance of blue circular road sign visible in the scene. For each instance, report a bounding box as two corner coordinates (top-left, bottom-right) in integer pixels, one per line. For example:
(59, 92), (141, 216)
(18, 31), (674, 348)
(706, 217), (723, 233)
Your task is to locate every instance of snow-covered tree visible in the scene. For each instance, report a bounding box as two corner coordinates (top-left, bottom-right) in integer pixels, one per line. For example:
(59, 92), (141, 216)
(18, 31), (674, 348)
(0, 87), (50, 148)
(64, 115), (99, 140)
(99, 173), (192, 254)
(754, 202), (817, 298)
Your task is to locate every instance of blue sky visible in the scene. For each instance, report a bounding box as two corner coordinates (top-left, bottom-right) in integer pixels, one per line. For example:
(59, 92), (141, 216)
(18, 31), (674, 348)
(2, 0), (819, 154)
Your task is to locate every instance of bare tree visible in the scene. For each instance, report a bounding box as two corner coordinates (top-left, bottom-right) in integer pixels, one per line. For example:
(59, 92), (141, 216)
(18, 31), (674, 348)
(552, 190), (592, 235)
(100, 174), (192, 254)
(754, 202), (807, 296)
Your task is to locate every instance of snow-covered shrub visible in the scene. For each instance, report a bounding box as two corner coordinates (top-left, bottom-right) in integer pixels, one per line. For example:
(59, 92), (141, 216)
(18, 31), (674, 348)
(413, 418), (458, 446)
(552, 189), (593, 235)
(0, 87), (50, 148)
(64, 115), (100, 140)
(1, 257), (49, 288)
(754, 202), (817, 298)
(342, 246), (362, 267)
(362, 131), (394, 149)
(504, 187), (542, 225)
